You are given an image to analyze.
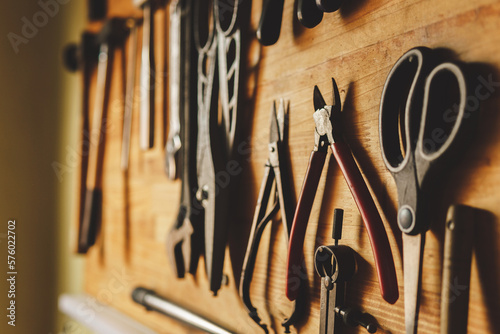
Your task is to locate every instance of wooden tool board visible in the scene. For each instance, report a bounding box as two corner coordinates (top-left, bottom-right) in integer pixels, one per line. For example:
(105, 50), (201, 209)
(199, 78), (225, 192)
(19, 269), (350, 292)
(79, 0), (500, 333)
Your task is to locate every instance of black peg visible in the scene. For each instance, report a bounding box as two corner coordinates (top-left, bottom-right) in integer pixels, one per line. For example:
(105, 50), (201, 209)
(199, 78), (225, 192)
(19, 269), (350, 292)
(332, 208), (344, 246)
(335, 306), (377, 333)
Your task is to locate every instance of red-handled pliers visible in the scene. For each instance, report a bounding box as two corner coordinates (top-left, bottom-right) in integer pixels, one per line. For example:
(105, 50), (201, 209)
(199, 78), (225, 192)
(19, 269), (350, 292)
(285, 78), (399, 304)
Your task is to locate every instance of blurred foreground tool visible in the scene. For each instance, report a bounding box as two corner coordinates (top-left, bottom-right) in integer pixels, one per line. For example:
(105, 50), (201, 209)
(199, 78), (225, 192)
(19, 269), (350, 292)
(286, 78), (398, 304)
(79, 18), (129, 254)
(166, 0), (204, 279)
(256, 0), (284, 46)
(62, 32), (98, 253)
(315, 209), (377, 333)
(134, 0), (156, 150)
(239, 100), (301, 333)
(379, 47), (479, 333)
(59, 293), (157, 334)
(194, 0), (245, 295)
(441, 205), (476, 334)
(132, 287), (233, 334)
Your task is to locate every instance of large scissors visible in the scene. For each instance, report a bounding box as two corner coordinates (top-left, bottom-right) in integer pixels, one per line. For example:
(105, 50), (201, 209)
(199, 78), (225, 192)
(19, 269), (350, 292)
(194, 0), (243, 295)
(379, 47), (478, 333)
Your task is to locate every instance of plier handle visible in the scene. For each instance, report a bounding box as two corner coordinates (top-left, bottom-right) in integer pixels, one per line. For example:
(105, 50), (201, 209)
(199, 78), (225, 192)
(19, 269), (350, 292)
(286, 78), (399, 305)
(240, 100), (301, 333)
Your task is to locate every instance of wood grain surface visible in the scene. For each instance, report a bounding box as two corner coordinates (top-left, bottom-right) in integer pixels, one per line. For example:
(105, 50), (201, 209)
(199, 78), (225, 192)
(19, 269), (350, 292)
(79, 0), (500, 333)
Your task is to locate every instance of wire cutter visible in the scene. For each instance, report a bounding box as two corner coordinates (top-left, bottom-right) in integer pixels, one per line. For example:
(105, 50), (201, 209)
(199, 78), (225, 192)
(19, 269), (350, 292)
(285, 78), (399, 304)
(239, 100), (300, 333)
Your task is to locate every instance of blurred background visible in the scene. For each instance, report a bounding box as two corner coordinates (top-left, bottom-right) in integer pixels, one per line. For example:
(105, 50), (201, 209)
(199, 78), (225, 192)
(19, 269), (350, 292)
(0, 1), (90, 333)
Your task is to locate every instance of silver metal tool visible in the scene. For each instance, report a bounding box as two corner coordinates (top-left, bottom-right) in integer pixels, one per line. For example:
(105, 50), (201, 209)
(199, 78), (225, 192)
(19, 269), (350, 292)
(135, 0), (155, 150)
(166, 0), (203, 279)
(440, 205), (475, 334)
(132, 287), (233, 334)
(164, 0), (182, 180)
(193, 0), (245, 295)
(121, 19), (139, 171)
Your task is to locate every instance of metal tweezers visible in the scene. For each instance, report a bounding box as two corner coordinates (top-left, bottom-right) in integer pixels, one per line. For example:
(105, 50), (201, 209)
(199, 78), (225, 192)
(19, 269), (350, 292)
(239, 100), (300, 333)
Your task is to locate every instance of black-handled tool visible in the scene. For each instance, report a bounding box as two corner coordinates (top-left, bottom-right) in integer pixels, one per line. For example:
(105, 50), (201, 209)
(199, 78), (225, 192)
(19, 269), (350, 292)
(297, 0), (323, 28)
(315, 0), (342, 12)
(257, 0), (285, 46)
(79, 19), (130, 253)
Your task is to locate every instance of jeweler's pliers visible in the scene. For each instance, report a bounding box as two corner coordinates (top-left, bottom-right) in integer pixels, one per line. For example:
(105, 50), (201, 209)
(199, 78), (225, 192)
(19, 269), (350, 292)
(239, 100), (301, 333)
(285, 78), (399, 304)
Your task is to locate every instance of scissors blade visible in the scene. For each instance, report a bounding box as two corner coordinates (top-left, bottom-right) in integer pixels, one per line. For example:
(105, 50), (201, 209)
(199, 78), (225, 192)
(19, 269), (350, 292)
(313, 85), (326, 110)
(269, 101), (280, 144)
(403, 233), (424, 334)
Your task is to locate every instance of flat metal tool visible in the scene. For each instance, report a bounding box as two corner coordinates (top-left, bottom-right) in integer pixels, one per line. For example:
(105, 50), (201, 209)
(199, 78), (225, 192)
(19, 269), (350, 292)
(132, 287), (233, 334)
(121, 19), (139, 171)
(239, 100), (300, 333)
(440, 205), (475, 334)
(194, 0), (244, 295)
(286, 78), (398, 304)
(166, 0), (203, 279)
(79, 19), (129, 253)
(135, 0), (156, 150)
(379, 47), (479, 333)
(164, 0), (183, 180)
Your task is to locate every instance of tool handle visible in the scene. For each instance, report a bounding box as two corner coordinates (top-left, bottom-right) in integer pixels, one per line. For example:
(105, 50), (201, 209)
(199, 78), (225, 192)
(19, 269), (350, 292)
(331, 141), (399, 304)
(286, 150), (327, 301)
(256, 0), (285, 46)
(296, 0), (323, 28)
(440, 205), (475, 334)
(78, 188), (101, 253)
(315, 0), (342, 12)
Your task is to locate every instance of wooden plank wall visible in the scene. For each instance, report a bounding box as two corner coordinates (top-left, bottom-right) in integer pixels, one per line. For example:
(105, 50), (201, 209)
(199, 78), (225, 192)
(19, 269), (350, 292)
(79, 0), (500, 333)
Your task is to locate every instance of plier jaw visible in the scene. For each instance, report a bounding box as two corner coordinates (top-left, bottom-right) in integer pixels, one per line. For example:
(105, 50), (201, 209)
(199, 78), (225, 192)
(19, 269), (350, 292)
(313, 78), (343, 151)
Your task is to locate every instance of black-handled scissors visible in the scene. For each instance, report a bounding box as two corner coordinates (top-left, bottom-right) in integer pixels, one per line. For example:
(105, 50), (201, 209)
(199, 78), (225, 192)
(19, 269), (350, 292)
(379, 47), (479, 334)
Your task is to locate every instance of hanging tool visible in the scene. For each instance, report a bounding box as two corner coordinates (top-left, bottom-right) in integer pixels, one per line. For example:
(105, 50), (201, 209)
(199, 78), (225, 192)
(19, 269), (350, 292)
(121, 18), (139, 171)
(239, 100), (301, 333)
(379, 47), (479, 334)
(62, 32), (98, 253)
(296, 0), (342, 29)
(132, 287), (233, 334)
(286, 78), (398, 304)
(164, 0), (183, 180)
(135, 0), (156, 150)
(315, 209), (377, 334)
(79, 18), (129, 253)
(440, 205), (475, 334)
(256, 0), (284, 46)
(194, 0), (244, 295)
(166, 0), (203, 279)
(216, 0), (242, 156)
